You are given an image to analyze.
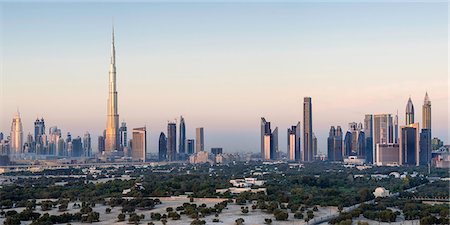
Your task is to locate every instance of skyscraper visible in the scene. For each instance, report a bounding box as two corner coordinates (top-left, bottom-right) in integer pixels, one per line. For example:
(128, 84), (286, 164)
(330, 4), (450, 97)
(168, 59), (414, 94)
(261, 118), (269, 158)
(10, 111), (23, 155)
(158, 132), (167, 161)
(420, 92), (432, 166)
(83, 132), (92, 157)
(344, 122), (365, 158)
(344, 131), (352, 157)
(105, 26), (120, 154)
(167, 122), (177, 161)
(34, 118), (45, 145)
(364, 115), (374, 164)
(327, 126), (343, 161)
(187, 139), (195, 155)
(195, 127), (204, 153)
(179, 116), (186, 155)
(131, 127), (146, 161)
(119, 122), (127, 151)
(98, 135), (105, 154)
(303, 97), (313, 162)
(312, 132), (317, 158)
(399, 123), (420, 166)
(71, 137), (83, 157)
(287, 122), (301, 161)
(422, 92), (431, 129)
(406, 97), (414, 125)
(373, 114), (393, 164)
(261, 118), (278, 160)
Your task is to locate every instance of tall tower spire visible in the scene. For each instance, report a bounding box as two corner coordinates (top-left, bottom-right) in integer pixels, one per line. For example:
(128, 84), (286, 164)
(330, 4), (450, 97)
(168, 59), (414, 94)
(405, 97), (414, 125)
(422, 92), (431, 129)
(105, 25), (120, 154)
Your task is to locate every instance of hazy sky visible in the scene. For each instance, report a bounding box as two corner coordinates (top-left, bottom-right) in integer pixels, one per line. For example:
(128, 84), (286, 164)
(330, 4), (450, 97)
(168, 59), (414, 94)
(0, 1), (448, 154)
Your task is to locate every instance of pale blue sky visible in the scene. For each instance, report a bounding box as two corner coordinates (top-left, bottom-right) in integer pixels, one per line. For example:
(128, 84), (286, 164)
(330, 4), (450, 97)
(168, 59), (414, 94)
(0, 1), (448, 154)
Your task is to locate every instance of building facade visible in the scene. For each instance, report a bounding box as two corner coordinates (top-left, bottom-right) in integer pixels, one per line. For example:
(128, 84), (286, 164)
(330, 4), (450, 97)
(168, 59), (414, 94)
(303, 97), (313, 162)
(167, 123), (177, 161)
(195, 127), (204, 153)
(131, 127), (146, 161)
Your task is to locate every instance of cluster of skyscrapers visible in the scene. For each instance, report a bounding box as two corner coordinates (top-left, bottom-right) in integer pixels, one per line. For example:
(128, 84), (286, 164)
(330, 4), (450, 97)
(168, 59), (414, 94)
(327, 93), (433, 167)
(158, 116), (205, 162)
(261, 97), (318, 162)
(0, 112), (92, 161)
(0, 27), (443, 167)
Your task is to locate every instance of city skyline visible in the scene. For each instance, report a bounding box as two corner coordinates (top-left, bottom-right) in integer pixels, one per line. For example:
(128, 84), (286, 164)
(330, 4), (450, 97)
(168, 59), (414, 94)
(0, 2), (448, 154)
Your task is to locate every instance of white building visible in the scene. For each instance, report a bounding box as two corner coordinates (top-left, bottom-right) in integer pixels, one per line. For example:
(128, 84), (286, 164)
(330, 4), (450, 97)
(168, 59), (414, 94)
(373, 187), (390, 198)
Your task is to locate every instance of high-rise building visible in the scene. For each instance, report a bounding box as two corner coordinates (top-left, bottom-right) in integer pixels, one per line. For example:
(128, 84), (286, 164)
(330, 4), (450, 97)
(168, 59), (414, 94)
(105, 26), (120, 154)
(406, 97), (414, 125)
(98, 135), (105, 154)
(420, 92), (432, 166)
(196, 127), (204, 153)
(83, 132), (92, 157)
(179, 116), (186, 155)
(0, 132), (3, 141)
(312, 132), (317, 157)
(399, 123), (420, 166)
(273, 127), (279, 159)
(10, 111), (23, 155)
(303, 97), (313, 162)
(394, 112), (399, 143)
(158, 132), (167, 161)
(261, 118), (269, 158)
(327, 126), (343, 161)
(422, 92), (431, 129)
(167, 122), (177, 161)
(420, 129), (432, 166)
(344, 131), (352, 157)
(71, 137), (83, 157)
(376, 143), (400, 166)
(364, 115), (374, 164)
(287, 122), (301, 161)
(34, 118), (45, 146)
(119, 122), (127, 151)
(131, 127), (146, 161)
(373, 114), (393, 164)
(346, 122), (365, 157)
(187, 139), (195, 155)
(261, 118), (278, 160)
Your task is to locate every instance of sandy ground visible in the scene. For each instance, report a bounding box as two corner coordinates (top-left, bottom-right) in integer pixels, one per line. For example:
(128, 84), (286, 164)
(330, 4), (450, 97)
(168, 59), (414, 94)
(0, 197), (419, 225)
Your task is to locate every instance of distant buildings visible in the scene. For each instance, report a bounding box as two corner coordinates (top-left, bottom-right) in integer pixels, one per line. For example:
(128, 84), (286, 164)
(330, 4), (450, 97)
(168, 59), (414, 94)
(195, 127), (204, 153)
(158, 132), (167, 161)
(287, 122), (301, 161)
(261, 117), (278, 160)
(131, 127), (146, 161)
(303, 97), (313, 162)
(189, 151), (210, 164)
(327, 126), (343, 161)
(211, 148), (223, 156)
(167, 122), (177, 161)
